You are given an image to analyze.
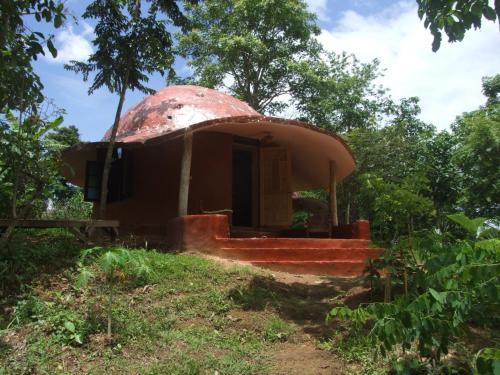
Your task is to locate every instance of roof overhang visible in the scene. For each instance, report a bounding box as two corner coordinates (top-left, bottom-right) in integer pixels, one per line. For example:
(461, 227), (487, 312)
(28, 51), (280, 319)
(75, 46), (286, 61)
(62, 116), (355, 190)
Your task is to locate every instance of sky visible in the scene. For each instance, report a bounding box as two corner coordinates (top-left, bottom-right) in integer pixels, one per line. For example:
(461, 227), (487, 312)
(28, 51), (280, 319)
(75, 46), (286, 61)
(33, 0), (500, 141)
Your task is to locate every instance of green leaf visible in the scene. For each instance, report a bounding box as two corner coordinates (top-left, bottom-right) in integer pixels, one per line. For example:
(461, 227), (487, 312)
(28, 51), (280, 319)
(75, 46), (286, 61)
(471, 2), (484, 17)
(448, 213), (486, 236)
(74, 334), (83, 344)
(54, 14), (63, 28)
(475, 239), (500, 251)
(64, 321), (76, 333)
(75, 267), (94, 288)
(47, 38), (57, 58)
(429, 288), (446, 304)
(483, 6), (497, 21)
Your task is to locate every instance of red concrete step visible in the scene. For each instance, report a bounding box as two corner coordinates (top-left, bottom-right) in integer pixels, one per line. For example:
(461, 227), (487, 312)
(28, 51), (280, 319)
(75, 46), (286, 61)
(218, 247), (383, 262)
(249, 260), (368, 277)
(217, 238), (370, 249)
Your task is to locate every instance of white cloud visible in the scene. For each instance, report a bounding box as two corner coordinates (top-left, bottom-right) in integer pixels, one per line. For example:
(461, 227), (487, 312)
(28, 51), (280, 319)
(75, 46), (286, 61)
(318, 1), (500, 129)
(45, 21), (94, 64)
(306, 0), (330, 21)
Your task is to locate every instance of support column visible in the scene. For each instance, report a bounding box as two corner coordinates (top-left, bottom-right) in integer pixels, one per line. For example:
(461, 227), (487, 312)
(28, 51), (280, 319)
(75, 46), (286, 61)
(178, 130), (193, 216)
(329, 160), (338, 227)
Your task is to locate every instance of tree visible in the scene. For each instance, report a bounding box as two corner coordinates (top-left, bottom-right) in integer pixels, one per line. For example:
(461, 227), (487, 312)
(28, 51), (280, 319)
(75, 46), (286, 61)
(335, 98), (436, 236)
(177, 0), (320, 114)
(450, 74), (500, 218)
(452, 106), (500, 218)
(0, 0), (66, 112)
(45, 125), (84, 205)
(66, 0), (193, 220)
(416, 0), (499, 51)
(0, 104), (64, 247)
(425, 130), (461, 225)
(482, 74), (500, 105)
(77, 247), (152, 342)
(290, 53), (392, 133)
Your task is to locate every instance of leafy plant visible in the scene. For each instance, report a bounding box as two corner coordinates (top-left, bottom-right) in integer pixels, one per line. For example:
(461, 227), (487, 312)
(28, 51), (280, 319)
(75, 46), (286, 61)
(416, 0), (499, 51)
(13, 294), (89, 346)
(292, 210), (310, 229)
(327, 213), (500, 371)
(0, 107), (65, 247)
(76, 247), (153, 343)
(66, 0), (193, 220)
(475, 348), (500, 375)
(264, 318), (292, 342)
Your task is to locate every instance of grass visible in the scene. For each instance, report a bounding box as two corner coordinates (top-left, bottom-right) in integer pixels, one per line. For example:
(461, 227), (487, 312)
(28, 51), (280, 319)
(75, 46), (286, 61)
(1, 233), (492, 374)
(0, 233), (287, 374)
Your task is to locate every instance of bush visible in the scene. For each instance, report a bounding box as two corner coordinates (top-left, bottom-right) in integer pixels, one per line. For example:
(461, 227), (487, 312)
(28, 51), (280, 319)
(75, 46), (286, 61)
(328, 213), (500, 372)
(13, 294), (90, 346)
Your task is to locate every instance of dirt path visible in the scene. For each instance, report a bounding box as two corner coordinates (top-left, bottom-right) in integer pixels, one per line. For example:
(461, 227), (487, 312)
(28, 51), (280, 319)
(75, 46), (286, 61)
(196, 253), (374, 374)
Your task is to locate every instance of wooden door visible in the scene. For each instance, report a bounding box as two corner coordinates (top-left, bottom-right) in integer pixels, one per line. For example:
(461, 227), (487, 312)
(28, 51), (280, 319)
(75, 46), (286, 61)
(259, 147), (292, 227)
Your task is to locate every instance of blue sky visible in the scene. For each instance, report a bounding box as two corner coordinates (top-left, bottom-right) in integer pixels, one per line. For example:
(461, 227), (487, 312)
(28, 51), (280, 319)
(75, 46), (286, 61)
(33, 0), (500, 141)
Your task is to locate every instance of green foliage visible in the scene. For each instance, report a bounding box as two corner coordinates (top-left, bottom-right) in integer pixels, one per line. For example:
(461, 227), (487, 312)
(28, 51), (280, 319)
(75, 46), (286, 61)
(451, 94), (500, 217)
(328, 214), (500, 371)
(358, 173), (435, 240)
(264, 318), (292, 342)
(45, 189), (92, 220)
(416, 0), (499, 51)
(290, 52), (391, 133)
(0, 105), (67, 228)
(77, 247), (154, 289)
(0, 0), (66, 111)
(66, 0), (193, 219)
(177, 0), (320, 113)
(66, 0), (190, 96)
(0, 231), (80, 297)
(475, 348), (500, 375)
(77, 247), (153, 341)
(482, 75), (500, 105)
(13, 294), (90, 345)
(292, 210), (309, 229)
(322, 333), (388, 375)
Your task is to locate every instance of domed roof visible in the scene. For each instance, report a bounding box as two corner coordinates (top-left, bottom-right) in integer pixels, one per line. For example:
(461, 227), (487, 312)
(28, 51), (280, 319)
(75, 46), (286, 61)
(103, 85), (261, 142)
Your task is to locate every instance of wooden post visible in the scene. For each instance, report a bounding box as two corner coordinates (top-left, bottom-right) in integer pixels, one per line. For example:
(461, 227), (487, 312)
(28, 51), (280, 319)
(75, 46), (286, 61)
(178, 130), (193, 216)
(329, 161), (338, 227)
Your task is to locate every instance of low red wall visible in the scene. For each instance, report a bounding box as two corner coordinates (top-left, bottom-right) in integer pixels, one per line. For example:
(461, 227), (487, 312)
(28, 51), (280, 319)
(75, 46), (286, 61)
(331, 220), (370, 240)
(167, 214), (229, 252)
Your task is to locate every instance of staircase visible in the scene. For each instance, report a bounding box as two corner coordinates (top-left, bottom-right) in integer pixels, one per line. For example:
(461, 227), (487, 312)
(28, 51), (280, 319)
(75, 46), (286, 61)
(215, 238), (383, 277)
(169, 215), (383, 277)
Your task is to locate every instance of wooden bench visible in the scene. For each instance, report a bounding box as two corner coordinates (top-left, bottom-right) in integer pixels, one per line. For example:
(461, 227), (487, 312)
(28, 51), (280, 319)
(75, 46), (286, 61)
(0, 219), (119, 243)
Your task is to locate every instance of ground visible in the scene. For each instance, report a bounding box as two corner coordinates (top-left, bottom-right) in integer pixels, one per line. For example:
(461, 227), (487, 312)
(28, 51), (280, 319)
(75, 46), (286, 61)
(0, 232), (494, 374)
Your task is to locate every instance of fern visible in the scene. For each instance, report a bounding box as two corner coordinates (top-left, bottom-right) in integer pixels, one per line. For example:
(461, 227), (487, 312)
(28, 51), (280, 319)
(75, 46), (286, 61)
(75, 247), (153, 343)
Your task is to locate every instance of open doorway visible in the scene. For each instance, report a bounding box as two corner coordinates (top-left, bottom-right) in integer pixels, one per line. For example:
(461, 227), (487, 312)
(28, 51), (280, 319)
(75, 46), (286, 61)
(232, 149), (253, 227)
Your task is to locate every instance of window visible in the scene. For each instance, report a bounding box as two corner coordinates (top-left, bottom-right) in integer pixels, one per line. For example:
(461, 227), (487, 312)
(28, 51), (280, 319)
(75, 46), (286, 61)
(84, 149), (133, 202)
(84, 161), (103, 202)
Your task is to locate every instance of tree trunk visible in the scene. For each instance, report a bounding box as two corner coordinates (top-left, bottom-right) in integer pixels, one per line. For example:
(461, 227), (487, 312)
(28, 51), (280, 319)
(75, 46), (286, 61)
(384, 273), (392, 302)
(329, 161), (338, 227)
(98, 66), (131, 219)
(107, 286), (113, 343)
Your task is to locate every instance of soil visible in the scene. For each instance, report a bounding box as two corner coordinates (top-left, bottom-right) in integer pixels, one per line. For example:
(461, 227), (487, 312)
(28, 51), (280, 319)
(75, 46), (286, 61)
(195, 252), (375, 374)
(271, 342), (344, 375)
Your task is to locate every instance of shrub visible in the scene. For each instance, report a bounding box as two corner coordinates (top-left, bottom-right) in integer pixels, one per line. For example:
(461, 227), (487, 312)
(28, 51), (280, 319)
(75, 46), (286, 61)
(328, 213), (500, 372)
(76, 247), (153, 343)
(13, 294), (90, 346)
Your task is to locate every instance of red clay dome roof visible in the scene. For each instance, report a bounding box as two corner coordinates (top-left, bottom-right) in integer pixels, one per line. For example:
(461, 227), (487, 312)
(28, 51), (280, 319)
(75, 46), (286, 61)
(103, 85), (260, 142)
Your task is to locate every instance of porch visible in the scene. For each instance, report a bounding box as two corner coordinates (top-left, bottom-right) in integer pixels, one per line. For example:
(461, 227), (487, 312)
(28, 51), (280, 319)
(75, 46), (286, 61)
(168, 214), (383, 277)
